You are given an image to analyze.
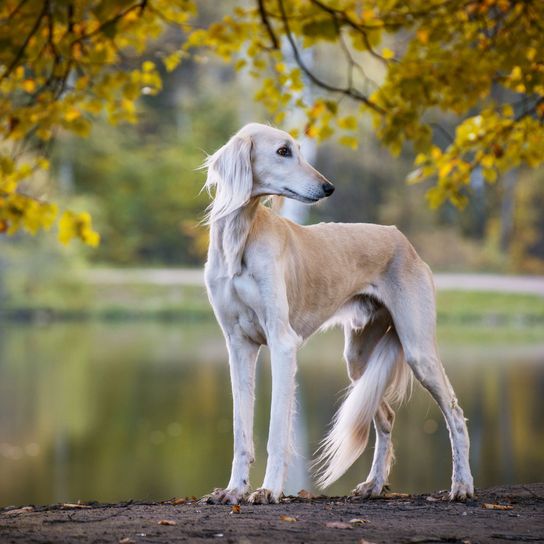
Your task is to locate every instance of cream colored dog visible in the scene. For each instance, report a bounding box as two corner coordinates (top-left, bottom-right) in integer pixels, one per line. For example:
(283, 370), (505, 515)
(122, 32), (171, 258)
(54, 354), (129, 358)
(202, 123), (474, 505)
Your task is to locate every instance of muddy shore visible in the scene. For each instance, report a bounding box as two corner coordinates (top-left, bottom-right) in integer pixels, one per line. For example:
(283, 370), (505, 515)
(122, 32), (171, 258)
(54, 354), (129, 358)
(1, 483), (543, 544)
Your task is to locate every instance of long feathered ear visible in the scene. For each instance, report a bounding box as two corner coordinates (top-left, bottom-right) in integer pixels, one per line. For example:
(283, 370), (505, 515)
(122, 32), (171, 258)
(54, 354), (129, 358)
(202, 135), (253, 223)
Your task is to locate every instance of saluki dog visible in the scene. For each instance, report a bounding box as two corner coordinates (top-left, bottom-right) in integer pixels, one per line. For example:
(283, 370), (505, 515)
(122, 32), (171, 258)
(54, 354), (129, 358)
(202, 123), (474, 504)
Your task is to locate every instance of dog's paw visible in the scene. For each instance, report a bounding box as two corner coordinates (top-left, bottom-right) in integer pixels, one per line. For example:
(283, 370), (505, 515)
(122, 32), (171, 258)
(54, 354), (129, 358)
(200, 487), (247, 505)
(449, 481), (474, 501)
(351, 479), (385, 499)
(247, 488), (280, 504)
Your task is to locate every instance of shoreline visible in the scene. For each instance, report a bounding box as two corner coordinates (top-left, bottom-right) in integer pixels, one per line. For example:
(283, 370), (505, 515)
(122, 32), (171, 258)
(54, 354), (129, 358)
(1, 483), (543, 543)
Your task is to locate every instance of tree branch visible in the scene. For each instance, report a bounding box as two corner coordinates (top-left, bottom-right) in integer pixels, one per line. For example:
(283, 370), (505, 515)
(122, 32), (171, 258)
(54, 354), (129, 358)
(73, 1), (147, 43)
(3, 0), (28, 21)
(308, 0), (390, 64)
(257, 0), (279, 49)
(276, 0), (384, 114)
(0, 1), (48, 82)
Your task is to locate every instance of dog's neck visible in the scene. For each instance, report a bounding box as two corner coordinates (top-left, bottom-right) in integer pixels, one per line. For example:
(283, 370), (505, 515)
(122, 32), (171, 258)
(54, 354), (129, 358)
(208, 198), (260, 277)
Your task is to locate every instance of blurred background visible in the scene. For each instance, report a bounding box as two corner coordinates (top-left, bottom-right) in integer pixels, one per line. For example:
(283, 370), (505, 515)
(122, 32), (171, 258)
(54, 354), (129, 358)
(0, 1), (543, 507)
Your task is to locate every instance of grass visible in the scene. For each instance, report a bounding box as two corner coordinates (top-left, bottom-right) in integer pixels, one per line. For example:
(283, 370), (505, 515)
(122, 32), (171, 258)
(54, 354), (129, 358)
(436, 290), (544, 325)
(2, 275), (543, 343)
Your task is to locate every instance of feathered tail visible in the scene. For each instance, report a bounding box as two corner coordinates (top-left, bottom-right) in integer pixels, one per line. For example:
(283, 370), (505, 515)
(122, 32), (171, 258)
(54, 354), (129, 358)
(314, 326), (410, 488)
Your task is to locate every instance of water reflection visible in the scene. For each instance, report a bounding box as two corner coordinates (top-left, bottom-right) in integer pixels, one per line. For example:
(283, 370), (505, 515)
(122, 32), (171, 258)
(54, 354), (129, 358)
(0, 320), (543, 506)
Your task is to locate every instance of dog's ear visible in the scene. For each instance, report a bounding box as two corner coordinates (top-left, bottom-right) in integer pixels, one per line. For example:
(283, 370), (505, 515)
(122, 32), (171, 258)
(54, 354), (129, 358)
(203, 135), (253, 223)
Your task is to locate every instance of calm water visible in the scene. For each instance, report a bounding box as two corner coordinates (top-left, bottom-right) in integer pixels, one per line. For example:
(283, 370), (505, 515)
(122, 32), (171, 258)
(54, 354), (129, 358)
(1, 320), (543, 506)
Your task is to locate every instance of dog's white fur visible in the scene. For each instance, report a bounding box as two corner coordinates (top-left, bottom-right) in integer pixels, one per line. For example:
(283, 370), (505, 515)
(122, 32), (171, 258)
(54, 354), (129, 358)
(202, 123), (474, 505)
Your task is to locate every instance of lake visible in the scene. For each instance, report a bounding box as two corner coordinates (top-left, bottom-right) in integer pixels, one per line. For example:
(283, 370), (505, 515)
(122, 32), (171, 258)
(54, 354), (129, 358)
(1, 319), (543, 506)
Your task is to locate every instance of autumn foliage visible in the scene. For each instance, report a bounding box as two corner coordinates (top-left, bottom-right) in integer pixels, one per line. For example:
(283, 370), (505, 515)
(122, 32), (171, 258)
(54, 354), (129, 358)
(1, 0), (543, 244)
(194, 0), (544, 208)
(0, 0), (194, 244)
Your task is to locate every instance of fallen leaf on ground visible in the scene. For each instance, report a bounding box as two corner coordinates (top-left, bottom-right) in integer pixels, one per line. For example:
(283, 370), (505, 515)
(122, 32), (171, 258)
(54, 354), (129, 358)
(4, 507), (33, 515)
(158, 519), (177, 526)
(426, 496), (440, 502)
(297, 489), (320, 500)
(61, 503), (91, 509)
(326, 521), (352, 529)
(172, 498), (187, 505)
(382, 492), (411, 499)
(482, 503), (513, 510)
(279, 515), (297, 522)
(231, 505), (241, 514)
(350, 518), (370, 526)
(119, 538), (136, 544)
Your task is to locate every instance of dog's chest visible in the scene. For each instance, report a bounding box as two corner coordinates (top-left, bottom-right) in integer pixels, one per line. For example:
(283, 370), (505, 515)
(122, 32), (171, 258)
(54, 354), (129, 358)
(206, 272), (267, 344)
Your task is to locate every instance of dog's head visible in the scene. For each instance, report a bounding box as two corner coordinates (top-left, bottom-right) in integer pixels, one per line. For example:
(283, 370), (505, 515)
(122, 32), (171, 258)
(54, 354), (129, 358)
(203, 123), (334, 222)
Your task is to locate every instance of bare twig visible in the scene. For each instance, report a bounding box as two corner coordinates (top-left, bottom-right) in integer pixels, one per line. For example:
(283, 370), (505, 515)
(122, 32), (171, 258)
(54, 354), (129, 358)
(258, 0), (279, 49)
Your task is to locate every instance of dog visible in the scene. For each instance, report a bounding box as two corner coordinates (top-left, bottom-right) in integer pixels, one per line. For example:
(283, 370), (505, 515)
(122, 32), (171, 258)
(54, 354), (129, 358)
(201, 123), (474, 504)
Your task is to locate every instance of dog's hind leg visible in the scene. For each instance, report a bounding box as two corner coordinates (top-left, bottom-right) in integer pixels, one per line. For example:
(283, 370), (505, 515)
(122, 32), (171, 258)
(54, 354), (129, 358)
(343, 318), (397, 498)
(404, 347), (473, 500)
(384, 267), (474, 500)
(352, 402), (395, 498)
(202, 334), (260, 504)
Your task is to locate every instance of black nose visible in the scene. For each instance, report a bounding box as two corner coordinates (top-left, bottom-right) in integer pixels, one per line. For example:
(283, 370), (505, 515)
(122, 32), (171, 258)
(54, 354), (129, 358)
(322, 183), (335, 196)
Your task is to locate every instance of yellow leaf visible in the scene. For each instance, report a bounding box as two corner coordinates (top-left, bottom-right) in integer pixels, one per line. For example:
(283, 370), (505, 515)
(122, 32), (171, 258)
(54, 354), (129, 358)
(339, 135), (358, 149)
(64, 108), (81, 122)
(37, 158), (50, 170)
(58, 211), (77, 245)
(416, 29), (429, 44)
(482, 503), (513, 511)
(234, 58), (246, 71)
(163, 51), (184, 72)
(58, 211), (100, 246)
(482, 167), (497, 182)
(502, 104), (514, 117)
(22, 79), (36, 93)
(317, 125), (334, 140)
(288, 128), (300, 139)
(337, 115), (358, 130)
(274, 111), (286, 124)
(382, 48), (395, 60)
(157, 519), (177, 526)
(481, 155), (494, 168)
(509, 66), (522, 81)
(438, 162), (452, 177)
(36, 128), (53, 141)
(415, 153), (427, 165)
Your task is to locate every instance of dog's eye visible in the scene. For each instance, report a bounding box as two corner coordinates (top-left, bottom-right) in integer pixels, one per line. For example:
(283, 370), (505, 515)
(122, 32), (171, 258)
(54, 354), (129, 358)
(276, 146), (292, 157)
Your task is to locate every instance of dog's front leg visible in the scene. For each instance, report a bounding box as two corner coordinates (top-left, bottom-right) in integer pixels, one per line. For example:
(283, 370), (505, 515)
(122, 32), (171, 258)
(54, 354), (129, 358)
(248, 329), (299, 504)
(202, 335), (259, 504)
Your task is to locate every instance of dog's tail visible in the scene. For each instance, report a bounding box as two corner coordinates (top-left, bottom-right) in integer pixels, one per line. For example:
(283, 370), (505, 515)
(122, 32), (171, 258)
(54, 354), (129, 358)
(314, 326), (410, 488)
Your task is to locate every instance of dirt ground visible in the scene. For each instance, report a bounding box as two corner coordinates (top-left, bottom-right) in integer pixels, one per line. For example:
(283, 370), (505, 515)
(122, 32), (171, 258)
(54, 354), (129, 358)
(1, 483), (543, 544)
